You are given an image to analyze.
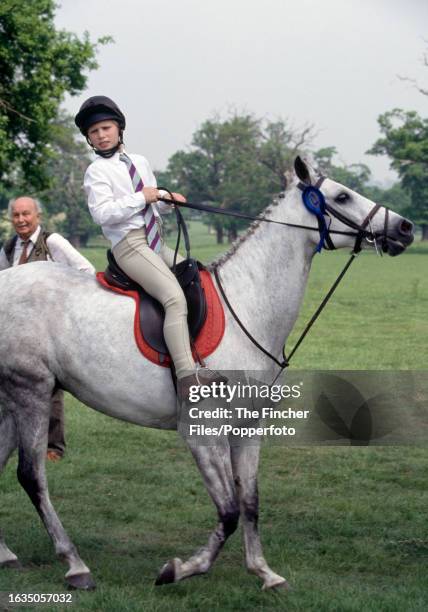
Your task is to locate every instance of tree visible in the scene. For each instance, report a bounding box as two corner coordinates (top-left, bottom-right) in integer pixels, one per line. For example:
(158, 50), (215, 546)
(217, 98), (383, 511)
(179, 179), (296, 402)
(162, 113), (314, 243)
(39, 113), (98, 247)
(0, 184), (13, 245)
(163, 114), (276, 243)
(0, 0), (109, 190)
(368, 109), (428, 239)
(258, 120), (315, 190)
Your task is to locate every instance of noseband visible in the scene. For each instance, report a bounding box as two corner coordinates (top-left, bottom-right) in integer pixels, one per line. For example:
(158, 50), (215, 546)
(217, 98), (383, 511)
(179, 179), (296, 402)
(298, 177), (389, 255)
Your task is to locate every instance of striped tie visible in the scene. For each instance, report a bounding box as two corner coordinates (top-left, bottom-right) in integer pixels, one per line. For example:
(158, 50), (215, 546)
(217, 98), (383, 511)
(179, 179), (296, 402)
(120, 152), (161, 253)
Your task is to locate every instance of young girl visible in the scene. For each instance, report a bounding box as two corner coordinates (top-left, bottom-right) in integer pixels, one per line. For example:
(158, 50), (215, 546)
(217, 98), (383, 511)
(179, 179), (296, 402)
(75, 96), (218, 399)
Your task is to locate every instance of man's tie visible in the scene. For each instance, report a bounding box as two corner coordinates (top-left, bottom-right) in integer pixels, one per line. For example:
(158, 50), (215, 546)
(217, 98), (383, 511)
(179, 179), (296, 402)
(119, 152), (161, 253)
(18, 240), (30, 265)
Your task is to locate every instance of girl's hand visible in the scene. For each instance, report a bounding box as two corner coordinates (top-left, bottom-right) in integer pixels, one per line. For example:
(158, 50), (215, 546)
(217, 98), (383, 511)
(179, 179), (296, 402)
(171, 192), (187, 203)
(142, 186), (160, 204)
(158, 191), (186, 208)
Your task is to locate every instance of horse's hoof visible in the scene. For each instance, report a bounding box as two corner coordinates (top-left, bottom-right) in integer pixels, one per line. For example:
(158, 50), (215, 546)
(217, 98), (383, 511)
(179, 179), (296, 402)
(262, 578), (290, 591)
(66, 572), (96, 590)
(46, 450), (63, 462)
(155, 558), (180, 585)
(0, 559), (22, 570)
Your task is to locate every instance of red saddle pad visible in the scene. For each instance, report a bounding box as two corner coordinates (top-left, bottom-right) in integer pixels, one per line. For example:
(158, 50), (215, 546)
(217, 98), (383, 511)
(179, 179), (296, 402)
(96, 270), (225, 367)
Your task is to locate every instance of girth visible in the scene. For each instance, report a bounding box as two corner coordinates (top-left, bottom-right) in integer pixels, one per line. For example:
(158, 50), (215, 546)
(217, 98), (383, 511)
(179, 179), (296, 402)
(104, 249), (207, 355)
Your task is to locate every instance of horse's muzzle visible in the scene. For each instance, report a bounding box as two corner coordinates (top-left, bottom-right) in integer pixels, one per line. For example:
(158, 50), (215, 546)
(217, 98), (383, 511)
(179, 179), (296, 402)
(384, 217), (414, 256)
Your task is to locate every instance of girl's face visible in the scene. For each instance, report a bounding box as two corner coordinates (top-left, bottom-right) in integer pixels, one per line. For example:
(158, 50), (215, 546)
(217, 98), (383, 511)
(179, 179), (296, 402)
(87, 120), (120, 151)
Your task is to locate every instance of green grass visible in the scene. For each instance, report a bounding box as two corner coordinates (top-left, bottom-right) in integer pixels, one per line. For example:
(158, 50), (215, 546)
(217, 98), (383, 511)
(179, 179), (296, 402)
(287, 243), (428, 369)
(1, 225), (427, 611)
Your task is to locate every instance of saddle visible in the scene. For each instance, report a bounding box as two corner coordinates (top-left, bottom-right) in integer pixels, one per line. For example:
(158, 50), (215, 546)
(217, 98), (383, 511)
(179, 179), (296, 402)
(104, 249), (207, 356)
(98, 204), (224, 367)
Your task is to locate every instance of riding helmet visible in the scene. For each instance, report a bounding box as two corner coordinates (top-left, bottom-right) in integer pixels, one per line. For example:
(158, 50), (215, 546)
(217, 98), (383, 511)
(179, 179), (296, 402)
(74, 96), (126, 135)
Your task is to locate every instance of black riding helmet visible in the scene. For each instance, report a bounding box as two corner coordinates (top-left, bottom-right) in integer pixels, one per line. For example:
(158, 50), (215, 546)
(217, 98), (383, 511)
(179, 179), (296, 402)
(75, 95), (126, 134)
(75, 96), (126, 157)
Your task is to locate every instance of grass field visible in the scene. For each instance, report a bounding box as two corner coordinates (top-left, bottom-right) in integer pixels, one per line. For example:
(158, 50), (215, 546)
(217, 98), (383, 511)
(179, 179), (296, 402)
(0, 222), (427, 611)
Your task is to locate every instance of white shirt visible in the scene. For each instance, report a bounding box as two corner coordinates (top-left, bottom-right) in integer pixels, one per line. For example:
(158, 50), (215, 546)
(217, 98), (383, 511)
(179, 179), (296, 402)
(84, 149), (172, 247)
(0, 225), (95, 274)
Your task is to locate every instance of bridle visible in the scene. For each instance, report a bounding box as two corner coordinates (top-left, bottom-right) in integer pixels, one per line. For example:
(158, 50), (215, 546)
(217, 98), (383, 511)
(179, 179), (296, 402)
(161, 178), (389, 255)
(159, 175), (390, 381)
(297, 175), (389, 255)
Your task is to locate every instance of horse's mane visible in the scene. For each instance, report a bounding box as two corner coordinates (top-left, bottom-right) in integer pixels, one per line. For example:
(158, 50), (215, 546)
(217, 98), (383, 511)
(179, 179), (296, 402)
(207, 194), (283, 270)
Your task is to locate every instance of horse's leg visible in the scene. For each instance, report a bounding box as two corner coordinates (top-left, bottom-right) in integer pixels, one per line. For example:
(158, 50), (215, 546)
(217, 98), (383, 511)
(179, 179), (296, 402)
(0, 411), (20, 568)
(156, 441), (240, 584)
(12, 389), (95, 590)
(231, 444), (288, 590)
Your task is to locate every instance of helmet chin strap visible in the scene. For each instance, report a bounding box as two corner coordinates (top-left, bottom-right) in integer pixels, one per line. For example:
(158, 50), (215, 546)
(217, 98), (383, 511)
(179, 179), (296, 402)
(87, 132), (124, 158)
(94, 144), (121, 158)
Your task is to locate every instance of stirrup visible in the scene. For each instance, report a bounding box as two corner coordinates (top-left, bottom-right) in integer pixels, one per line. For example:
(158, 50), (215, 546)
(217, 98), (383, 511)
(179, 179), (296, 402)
(195, 366), (227, 386)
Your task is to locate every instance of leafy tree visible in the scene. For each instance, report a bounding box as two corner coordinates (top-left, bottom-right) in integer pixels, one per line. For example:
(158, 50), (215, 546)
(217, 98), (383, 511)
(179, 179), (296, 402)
(162, 113), (314, 243)
(0, 184), (13, 245)
(163, 114), (275, 243)
(0, 0), (109, 190)
(258, 120), (314, 190)
(39, 113), (98, 247)
(368, 109), (428, 239)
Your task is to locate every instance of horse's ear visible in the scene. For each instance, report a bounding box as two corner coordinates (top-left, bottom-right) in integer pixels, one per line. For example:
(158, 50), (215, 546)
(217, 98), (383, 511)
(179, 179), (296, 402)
(294, 156), (311, 185)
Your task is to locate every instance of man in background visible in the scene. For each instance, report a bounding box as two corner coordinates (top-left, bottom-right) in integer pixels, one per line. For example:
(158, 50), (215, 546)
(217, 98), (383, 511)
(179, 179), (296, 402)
(0, 196), (95, 460)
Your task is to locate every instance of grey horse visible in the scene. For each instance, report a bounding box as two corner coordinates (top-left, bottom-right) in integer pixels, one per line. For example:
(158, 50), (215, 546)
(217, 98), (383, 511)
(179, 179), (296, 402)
(0, 158), (414, 590)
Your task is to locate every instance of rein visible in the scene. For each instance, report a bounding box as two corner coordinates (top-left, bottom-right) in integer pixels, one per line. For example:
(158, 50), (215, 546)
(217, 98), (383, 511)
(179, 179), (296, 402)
(214, 251), (361, 383)
(159, 178), (389, 381)
(159, 195), (368, 240)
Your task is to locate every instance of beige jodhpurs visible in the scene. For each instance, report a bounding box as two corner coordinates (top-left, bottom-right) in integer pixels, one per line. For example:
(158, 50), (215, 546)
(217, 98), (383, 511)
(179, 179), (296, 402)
(113, 228), (195, 379)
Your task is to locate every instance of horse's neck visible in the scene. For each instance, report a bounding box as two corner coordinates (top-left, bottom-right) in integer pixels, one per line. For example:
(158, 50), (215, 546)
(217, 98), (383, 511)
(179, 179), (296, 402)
(216, 191), (314, 362)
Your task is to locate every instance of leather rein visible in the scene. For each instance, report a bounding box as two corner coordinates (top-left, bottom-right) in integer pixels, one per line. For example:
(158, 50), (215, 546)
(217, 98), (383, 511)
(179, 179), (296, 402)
(159, 176), (390, 379)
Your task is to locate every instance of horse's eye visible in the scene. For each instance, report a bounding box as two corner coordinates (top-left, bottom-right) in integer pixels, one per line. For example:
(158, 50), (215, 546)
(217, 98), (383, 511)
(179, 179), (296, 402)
(335, 192), (350, 204)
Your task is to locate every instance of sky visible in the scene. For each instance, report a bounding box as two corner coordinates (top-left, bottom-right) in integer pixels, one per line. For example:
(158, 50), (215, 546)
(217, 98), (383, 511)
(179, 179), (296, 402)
(56, 0), (428, 185)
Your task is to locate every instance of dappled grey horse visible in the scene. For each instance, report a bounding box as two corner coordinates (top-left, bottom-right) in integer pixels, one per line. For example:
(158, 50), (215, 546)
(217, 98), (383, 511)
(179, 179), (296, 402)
(0, 158), (414, 590)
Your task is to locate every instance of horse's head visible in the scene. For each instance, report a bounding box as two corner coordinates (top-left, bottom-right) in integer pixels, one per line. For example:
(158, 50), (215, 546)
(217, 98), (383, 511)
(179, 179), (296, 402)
(293, 157), (414, 256)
